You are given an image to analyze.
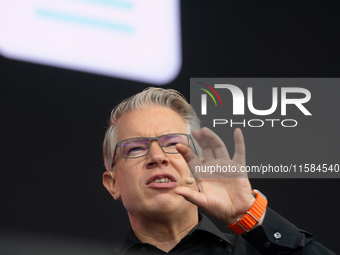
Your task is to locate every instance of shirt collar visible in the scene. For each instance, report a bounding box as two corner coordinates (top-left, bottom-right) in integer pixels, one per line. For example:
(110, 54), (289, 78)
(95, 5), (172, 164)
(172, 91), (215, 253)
(191, 213), (233, 245)
(118, 213), (233, 254)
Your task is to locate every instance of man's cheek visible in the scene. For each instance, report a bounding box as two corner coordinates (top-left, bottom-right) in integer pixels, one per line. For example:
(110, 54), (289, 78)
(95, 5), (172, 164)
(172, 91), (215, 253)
(191, 181), (200, 192)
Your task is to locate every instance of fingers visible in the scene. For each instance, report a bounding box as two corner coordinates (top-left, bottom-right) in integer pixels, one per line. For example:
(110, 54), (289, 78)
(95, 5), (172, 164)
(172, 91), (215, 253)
(191, 127), (245, 165)
(176, 143), (201, 178)
(174, 186), (207, 208)
(177, 128), (246, 179)
(191, 129), (216, 160)
(192, 127), (230, 160)
(233, 128), (246, 165)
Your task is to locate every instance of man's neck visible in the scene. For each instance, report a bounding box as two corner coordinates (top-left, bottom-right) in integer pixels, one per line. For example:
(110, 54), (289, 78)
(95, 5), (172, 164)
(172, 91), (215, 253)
(128, 209), (199, 252)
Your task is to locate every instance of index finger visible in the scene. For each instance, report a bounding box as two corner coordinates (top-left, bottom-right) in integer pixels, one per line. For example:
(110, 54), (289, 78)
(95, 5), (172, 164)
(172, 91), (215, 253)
(175, 143), (201, 166)
(199, 127), (231, 159)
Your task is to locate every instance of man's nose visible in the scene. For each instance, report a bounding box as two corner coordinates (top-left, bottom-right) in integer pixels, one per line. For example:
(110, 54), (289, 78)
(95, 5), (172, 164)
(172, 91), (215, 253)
(146, 141), (169, 168)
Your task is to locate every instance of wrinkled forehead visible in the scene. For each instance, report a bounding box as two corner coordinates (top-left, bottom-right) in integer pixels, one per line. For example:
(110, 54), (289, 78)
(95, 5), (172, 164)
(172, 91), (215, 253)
(116, 107), (188, 141)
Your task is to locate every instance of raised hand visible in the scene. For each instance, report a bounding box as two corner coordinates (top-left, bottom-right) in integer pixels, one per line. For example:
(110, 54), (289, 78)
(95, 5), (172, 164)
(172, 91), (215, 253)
(175, 127), (257, 226)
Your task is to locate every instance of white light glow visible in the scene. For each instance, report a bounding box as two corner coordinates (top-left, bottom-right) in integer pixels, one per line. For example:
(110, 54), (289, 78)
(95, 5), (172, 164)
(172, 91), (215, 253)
(0, 0), (182, 84)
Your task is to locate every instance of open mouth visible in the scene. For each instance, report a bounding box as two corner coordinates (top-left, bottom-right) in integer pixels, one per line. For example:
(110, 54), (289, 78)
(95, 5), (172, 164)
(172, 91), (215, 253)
(146, 174), (177, 187)
(151, 177), (172, 183)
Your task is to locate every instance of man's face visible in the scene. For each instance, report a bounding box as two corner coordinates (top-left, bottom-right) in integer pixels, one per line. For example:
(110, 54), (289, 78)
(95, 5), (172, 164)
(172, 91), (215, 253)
(106, 107), (198, 220)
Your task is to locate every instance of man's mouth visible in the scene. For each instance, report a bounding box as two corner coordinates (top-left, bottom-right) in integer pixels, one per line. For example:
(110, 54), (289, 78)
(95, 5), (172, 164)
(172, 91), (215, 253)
(151, 177), (172, 183)
(146, 174), (177, 188)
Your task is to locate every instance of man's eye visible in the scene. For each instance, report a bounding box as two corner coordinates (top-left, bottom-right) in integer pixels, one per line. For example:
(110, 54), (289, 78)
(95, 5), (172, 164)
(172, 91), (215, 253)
(165, 142), (178, 147)
(128, 147), (143, 153)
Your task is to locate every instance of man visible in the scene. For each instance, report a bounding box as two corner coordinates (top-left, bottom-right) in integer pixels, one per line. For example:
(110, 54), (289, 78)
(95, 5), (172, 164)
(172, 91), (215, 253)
(102, 87), (334, 254)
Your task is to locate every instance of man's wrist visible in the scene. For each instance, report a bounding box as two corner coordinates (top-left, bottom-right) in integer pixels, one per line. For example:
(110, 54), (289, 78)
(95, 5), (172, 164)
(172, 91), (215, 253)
(227, 190), (268, 234)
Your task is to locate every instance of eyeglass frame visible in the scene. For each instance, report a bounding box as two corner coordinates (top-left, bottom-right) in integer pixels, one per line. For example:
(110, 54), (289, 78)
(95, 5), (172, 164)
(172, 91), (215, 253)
(111, 133), (198, 169)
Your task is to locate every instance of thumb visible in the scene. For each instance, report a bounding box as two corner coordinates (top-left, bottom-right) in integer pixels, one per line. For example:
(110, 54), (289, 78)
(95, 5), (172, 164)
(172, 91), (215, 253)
(174, 186), (207, 208)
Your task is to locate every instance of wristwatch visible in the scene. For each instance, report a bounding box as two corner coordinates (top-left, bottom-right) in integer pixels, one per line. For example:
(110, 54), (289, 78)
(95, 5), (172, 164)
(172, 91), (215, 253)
(227, 189), (268, 234)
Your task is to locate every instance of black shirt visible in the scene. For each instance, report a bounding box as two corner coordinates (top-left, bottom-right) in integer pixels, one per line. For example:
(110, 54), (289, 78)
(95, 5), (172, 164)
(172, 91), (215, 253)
(112, 208), (335, 255)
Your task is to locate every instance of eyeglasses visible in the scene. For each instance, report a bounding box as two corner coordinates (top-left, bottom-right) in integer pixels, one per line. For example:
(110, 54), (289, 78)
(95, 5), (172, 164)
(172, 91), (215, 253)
(112, 133), (197, 166)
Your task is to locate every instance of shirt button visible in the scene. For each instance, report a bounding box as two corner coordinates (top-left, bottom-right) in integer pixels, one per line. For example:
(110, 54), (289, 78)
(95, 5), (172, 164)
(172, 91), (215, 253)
(140, 247), (147, 253)
(274, 232), (282, 239)
(264, 241), (271, 248)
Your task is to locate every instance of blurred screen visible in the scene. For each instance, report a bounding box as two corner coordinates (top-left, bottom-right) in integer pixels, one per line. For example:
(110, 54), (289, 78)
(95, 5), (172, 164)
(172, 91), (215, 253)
(0, 0), (182, 84)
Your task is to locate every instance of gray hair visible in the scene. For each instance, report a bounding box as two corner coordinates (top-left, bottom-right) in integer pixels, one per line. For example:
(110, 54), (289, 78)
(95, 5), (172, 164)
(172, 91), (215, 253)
(103, 87), (202, 171)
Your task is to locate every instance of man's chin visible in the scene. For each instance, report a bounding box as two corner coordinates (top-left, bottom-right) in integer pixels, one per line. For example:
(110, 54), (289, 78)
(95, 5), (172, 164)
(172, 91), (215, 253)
(151, 195), (181, 210)
(126, 193), (196, 221)
(155, 197), (197, 217)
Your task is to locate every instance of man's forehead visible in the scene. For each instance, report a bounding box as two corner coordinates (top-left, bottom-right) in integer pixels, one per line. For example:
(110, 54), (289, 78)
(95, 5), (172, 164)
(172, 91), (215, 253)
(116, 107), (187, 140)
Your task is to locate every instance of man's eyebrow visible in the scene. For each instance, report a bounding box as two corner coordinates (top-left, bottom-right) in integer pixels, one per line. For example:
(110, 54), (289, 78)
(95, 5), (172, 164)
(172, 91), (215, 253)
(163, 134), (176, 137)
(163, 134), (182, 139)
(123, 138), (149, 145)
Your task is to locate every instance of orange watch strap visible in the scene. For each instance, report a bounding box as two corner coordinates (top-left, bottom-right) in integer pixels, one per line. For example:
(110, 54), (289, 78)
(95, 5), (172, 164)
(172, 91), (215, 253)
(227, 190), (268, 235)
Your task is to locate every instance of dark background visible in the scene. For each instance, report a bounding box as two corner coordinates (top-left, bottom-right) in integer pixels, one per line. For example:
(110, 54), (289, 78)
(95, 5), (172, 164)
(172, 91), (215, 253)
(1, 0), (339, 254)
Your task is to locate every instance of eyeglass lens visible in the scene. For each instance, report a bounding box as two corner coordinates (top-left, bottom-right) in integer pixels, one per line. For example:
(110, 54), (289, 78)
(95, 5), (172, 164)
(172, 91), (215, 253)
(120, 134), (188, 158)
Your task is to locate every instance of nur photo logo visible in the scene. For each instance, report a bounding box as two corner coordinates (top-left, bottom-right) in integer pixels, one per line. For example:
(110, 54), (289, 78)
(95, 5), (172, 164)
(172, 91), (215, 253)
(192, 79), (312, 128)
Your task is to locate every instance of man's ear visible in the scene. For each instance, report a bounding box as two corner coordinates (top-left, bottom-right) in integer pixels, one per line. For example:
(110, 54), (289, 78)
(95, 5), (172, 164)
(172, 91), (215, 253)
(103, 171), (121, 200)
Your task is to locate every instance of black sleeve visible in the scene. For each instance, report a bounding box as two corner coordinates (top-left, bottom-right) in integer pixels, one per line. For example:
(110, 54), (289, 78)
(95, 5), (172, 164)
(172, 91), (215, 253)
(241, 208), (336, 255)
